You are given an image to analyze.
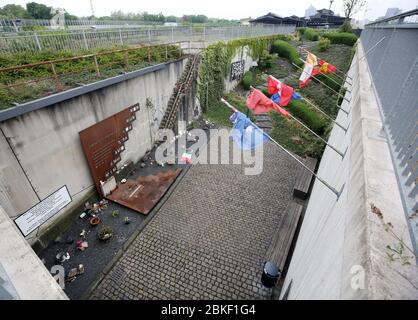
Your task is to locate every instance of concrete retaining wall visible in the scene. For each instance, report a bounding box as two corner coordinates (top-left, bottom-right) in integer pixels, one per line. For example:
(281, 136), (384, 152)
(0, 58), (188, 244)
(0, 204), (67, 299)
(280, 43), (418, 299)
(225, 45), (257, 93)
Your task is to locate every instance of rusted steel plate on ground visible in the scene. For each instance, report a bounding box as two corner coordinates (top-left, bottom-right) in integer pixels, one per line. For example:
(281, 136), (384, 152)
(79, 104), (139, 198)
(106, 169), (182, 215)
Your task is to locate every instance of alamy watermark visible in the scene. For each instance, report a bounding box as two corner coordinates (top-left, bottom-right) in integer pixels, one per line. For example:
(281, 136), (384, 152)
(155, 124), (265, 175)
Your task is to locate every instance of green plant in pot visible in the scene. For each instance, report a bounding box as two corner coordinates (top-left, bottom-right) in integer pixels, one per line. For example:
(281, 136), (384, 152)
(98, 226), (113, 241)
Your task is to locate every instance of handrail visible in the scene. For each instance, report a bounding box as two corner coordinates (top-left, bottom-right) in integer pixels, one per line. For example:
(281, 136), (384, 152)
(365, 8), (418, 27)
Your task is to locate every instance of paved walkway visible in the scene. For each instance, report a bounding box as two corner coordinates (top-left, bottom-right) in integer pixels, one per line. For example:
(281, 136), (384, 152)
(90, 142), (300, 300)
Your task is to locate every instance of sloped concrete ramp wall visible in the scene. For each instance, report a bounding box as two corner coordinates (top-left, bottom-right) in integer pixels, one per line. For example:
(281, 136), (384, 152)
(280, 43), (418, 299)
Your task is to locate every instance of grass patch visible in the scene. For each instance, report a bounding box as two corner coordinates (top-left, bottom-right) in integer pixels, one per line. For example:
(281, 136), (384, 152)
(270, 111), (325, 158)
(0, 44), (180, 109)
(204, 92), (252, 127)
(271, 40), (303, 68)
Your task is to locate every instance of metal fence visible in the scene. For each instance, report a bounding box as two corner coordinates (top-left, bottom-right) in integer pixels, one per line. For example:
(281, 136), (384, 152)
(0, 42), (186, 108)
(0, 24), (295, 54)
(361, 9), (418, 252)
(0, 18), (163, 31)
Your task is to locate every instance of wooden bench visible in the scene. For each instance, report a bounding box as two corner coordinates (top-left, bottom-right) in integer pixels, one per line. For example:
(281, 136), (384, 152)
(266, 202), (303, 272)
(293, 157), (318, 200)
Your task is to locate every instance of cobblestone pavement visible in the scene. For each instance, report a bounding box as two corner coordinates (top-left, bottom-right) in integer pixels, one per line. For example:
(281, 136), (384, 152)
(90, 142), (300, 300)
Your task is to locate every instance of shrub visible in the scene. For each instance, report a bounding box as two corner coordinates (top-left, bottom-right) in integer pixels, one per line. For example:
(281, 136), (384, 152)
(297, 27), (306, 36)
(288, 100), (327, 135)
(271, 40), (303, 67)
(318, 37), (331, 52)
(323, 32), (358, 46)
(257, 50), (274, 70)
(339, 20), (354, 33)
(241, 71), (253, 90)
(304, 28), (320, 41)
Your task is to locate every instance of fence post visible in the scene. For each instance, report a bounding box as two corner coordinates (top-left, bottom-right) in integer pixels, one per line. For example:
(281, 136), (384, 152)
(82, 30), (89, 50)
(34, 32), (42, 51)
(147, 47), (151, 62)
(148, 29), (151, 43)
(50, 62), (62, 91)
(93, 55), (100, 77)
(119, 29), (124, 46)
(165, 44), (168, 59)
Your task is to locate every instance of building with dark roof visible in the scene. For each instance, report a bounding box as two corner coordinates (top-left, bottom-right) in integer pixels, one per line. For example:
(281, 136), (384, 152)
(250, 10), (347, 28)
(249, 12), (284, 24)
(305, 9), (346, 28)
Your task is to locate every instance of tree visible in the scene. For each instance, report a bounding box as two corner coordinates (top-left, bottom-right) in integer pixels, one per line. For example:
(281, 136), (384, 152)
(343, 0), (366, 18)
(0, 4), (31, 19)
(26, 2), (52, 19)
(166, 15), (178, 22)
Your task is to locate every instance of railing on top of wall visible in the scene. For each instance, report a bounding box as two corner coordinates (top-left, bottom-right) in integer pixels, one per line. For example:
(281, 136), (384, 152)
(0, 24), (296, 55)
(362, 8), (418, 253)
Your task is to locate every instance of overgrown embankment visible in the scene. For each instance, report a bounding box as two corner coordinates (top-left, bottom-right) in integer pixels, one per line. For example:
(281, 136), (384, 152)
(200, 31), (356, 158)
(0, 44), (180, 108)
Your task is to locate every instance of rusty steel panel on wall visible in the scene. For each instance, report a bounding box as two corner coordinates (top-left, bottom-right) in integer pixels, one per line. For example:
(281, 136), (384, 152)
(79, 103), (140, 198)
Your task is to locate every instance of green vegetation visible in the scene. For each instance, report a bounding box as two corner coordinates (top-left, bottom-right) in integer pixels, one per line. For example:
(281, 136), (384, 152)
(0, 44), (180, 108)
(271, 40), (303, 68)
(339, 20), (354, 33)
(318, 37), (331, 52)
(204, 92), (253, 127)
(0, 2), (239, 26)
(241, 71), (254, 90)
(304, 28), (320, 41)
(323, 32), (358, 46)
(269, 111), (325, 158)
(287, 100), (327, 135)
(296, 27), (306, 37)
(202, 33), (355, 160)
(257, 51), (274, 70)
(198, 34), (290, 113)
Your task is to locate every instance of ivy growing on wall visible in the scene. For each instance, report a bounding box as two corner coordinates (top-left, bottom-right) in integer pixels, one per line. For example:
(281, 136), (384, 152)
(198, 34), (290, 113)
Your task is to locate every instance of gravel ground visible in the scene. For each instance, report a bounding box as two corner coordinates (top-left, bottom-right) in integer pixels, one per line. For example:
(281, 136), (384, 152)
(38, 145), (191, 300)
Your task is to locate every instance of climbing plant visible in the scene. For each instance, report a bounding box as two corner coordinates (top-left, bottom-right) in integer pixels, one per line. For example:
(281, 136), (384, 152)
(198, 34), (290, 113)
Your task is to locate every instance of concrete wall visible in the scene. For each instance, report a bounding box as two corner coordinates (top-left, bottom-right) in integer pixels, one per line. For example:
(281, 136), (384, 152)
(281, 43), (418, 299)
(225, 45), (257, 93)
(0, 58), (188, 244)
(0, 204), (67, 299)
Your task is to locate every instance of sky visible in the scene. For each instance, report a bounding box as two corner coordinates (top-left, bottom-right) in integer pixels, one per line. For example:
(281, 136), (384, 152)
(1, 0), (417, 21)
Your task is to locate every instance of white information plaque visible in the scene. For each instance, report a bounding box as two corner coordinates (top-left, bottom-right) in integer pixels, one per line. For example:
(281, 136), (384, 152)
(14, 186), (72, 236)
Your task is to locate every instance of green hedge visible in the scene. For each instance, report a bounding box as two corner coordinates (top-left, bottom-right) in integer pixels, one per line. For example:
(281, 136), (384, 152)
(304, 28), (320, 41)
(296, 27), (306, 37)
(241, 71), (254, 90)
(288, 100), (326, 135)
(318, 37), (331, 52)
(271, 40), (303, 67)
(323, 32), (358, 46)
